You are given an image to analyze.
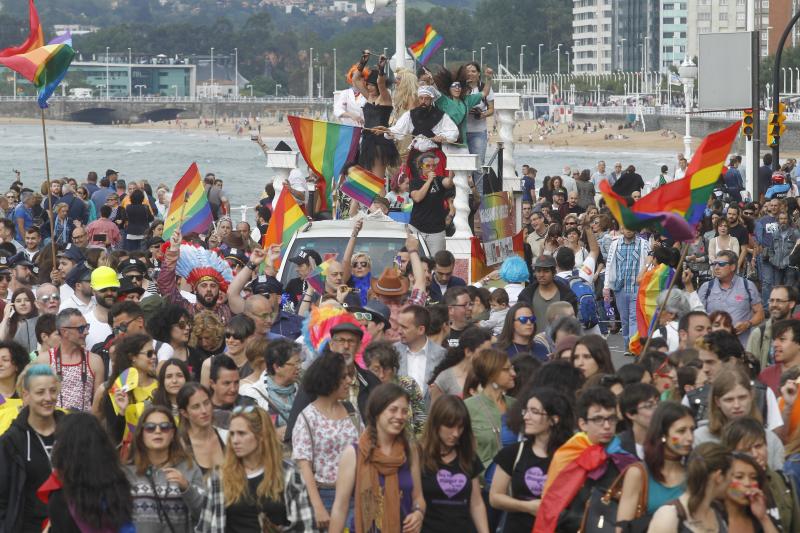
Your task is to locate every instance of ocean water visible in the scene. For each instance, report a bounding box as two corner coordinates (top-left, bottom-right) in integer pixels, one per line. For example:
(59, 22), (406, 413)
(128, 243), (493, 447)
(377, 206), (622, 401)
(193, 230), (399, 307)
(0, 123), (674, 222)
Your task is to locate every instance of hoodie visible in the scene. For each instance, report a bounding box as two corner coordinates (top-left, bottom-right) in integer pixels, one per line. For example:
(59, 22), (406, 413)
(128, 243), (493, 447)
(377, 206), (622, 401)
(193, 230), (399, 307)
(0, 406), (66, 533)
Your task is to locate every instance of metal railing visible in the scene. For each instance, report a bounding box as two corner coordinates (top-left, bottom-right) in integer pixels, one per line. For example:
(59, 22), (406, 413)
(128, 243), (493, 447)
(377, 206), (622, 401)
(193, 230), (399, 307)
(0, 95), (333, 104)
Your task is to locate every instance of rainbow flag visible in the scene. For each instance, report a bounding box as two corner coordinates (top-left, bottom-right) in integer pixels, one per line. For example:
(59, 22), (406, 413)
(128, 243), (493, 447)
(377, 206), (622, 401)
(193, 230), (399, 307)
(599, 181), (695, 242)
(342, 165), (385, 208)
(470, 236), (492, 284)
(305, 256), (337, 294)
(629, 264), (675, 355)
(0, 0), (44, 58)
(162, 163), (214, 239)
(288, 116), (361, 211)
(409, 24), (444, 66)
(0, 37), (75, 109)
(262, 187), (308, 265)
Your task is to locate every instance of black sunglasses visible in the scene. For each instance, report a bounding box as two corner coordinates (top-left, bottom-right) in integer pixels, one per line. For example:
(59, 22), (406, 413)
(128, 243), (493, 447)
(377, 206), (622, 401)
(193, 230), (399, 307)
(225, 331), (245, 341)
(142, 422), (174, 433)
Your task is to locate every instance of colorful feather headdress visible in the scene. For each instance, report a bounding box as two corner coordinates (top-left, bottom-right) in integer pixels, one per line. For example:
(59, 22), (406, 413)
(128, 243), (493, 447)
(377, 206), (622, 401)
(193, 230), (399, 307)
(302, 305), (371, 366)
(175, 243), (233, 292)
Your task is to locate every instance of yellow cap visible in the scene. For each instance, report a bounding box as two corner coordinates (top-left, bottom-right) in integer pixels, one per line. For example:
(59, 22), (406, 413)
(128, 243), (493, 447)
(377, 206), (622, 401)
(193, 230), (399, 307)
(91, 266), (121, 291)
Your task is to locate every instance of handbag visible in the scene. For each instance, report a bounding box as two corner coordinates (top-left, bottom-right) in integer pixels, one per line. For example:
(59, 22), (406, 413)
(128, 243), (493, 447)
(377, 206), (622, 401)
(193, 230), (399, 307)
(579, 462), (649, 533)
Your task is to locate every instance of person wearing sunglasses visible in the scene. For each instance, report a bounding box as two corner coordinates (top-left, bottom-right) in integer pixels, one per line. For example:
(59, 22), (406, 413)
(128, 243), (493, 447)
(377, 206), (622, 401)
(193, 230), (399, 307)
(124, 404), (204, 532)
(34, 283), (61, 316)
(495, 302), (537, 359)
(198, 314), (255, 387)
(92, 333), (158, 447)
(82, 266), (121, 354)
(341, 220), (372, 307)
(30, 308), (102, 412)
(147, 304), (195, 371)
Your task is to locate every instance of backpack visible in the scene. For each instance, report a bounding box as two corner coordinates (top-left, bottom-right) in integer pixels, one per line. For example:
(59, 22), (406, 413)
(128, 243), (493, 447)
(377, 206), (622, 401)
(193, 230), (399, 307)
(568, 269), (599, 329)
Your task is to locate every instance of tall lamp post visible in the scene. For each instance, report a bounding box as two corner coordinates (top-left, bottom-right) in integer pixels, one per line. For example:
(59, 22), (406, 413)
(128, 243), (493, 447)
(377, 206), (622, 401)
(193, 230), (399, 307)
(171, 85), (178, 98)
(234, 47), (239, 98)
(480, 46), (486, 68)
(472, 50), (476, 62)
(619, 38), (626, 70)
(210, 47), (215, 97)
(520, 44), (527, 75)
(127, 47), (132, 99)
(333, 48), (337, 92)
(245, 84), (253, 97)
(505, 45), (510, 70)
(443, 47), (451, 68)
(565, 50), (570, 75)
(556, 44), (562, 74)
(105, 46), (110, 99)
(135, 84), (146, 98)
(276, 83), (282, 97)
(538, 43), (543, 73)
(679, 56), (697, 159)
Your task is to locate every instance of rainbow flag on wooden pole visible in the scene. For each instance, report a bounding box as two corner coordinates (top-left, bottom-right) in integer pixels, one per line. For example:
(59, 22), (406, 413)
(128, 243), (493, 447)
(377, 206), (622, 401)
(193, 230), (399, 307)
(262, 187), (308, 267)
(288, 116), (361, 212)
(0, 37), (75, 109)
(0, 0), (44, 58)
(409, 24), (444, 66)
(629, 263), (675, 355)
(163, 163), (214, 239)
(341, 165), (385, 208)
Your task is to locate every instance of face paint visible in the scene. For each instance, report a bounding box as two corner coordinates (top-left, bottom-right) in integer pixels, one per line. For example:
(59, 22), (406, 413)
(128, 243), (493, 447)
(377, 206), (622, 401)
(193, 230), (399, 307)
(728, 480), (748, 500)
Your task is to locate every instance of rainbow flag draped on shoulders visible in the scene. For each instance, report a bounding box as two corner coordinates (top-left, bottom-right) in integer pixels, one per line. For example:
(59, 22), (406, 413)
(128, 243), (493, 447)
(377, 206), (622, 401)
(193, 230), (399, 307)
(162, 163), (214, 239)
(341, 165), (385, 208)
(629, 263), (675, 355)
(409, 24), (444, 66)
(262, 186), (308, 266)
(288, 116), (361, 212)
(599, 121), (741, 241)
(0, 0), (44, 58)
(0, 32), (75, 109)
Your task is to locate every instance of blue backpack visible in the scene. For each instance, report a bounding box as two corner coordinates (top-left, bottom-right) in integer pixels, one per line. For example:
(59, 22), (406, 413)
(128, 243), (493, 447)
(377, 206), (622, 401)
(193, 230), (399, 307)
(567, 270), (598, 329)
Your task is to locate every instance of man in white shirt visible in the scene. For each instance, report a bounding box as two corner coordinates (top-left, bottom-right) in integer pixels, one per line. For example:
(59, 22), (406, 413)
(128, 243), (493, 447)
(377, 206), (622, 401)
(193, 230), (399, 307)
(590, 160), (608, 187)
(83, 266), (119, 350)
(561, 165), (577, 193)
(674, 156), (688, 180)
(60, 264), (96, 316)
(395, 305), (445, 400)
(333, 86), (366, 126)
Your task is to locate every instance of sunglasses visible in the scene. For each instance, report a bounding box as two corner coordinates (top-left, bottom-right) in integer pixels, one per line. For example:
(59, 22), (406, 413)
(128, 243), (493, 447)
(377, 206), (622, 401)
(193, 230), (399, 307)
(352, 261), (370, 268)
(0, 274), (10, 282)
(113, 318), (138, 335)
(38, 294), (60, 304)
(125, 274), (144, 282)
(516, 315), (536, 324)
(142, 421), (174, 433)
(232, 405), (257, 415)
(711, 261), (733, 267)
(225, 331), (245, 341)
(354, 311), (373, 321)
(62, 324), (90, 334)
(139, 349), (157, 359)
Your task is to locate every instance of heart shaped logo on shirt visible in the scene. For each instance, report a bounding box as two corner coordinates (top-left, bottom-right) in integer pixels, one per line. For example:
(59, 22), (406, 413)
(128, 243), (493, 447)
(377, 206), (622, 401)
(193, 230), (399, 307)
(436, 470), (468, 498)
(524, 467), (546, 496)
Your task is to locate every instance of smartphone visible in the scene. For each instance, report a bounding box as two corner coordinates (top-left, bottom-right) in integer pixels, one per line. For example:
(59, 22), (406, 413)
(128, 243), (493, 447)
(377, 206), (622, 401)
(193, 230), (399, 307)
(94, 234), (107, 242)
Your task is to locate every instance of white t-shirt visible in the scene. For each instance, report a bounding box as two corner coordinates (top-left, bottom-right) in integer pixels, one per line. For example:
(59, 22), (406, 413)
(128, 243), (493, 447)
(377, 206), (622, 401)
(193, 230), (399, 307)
(157, 342), (174, 363)
(84, 309), (112, 351)
(465, 86), (495, 133)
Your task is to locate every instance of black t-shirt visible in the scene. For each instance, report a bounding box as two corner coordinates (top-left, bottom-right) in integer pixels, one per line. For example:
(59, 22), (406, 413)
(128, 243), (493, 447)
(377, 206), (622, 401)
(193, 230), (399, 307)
(225, 471), (288, 533)
(22, 431), (55, 532)
(728, 223), (750, 248)
(447, 327), (464, 348)
(494, 440), (552, 533)
(410, 175), (449, 233)
(421, 455), (484, 532)
(285, 277), (304, 306)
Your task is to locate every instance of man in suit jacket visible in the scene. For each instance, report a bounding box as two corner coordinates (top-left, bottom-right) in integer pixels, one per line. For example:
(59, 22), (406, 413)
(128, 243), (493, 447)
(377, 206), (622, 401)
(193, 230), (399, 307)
(428, 250), (466, 303)
(394, 305), (445, 403)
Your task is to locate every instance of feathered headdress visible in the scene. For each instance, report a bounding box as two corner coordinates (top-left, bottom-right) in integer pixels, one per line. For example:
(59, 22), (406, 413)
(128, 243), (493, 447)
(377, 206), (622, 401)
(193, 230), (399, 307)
(302, 305), (371, 367)
(175, 243), (234, 292)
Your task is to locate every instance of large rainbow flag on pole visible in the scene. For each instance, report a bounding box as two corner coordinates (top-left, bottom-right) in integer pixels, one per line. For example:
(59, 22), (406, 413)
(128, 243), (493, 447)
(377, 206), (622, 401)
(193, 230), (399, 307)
(0, 0), (44, 58)
(409, 24), (444, 66)
(0, 37), (75, 109)
(162, 163), (214, 239)
(629, 264), (675, 354)
(341, 165), (385, 208)
(599, 121), (741, 241)
(287, 116), (361, 212)
(262, 187), (308, 265)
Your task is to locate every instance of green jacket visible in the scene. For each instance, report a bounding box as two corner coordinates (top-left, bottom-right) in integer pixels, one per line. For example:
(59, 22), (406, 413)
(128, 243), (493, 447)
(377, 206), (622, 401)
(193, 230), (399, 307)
(464, 392), (516, 479)
(435, 93), (483, 145)
(745, 319), (772, 370)
(767, 468), (800, 532)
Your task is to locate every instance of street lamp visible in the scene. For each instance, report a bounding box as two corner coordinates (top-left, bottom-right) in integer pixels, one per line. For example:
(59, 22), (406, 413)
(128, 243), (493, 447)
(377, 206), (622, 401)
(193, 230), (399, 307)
(245, 84), (253, 97)
(275, 83), (282, 97)
(333, 48), (337, 92)
(135, 84), (146, 98)
(565, 50), (570, 74)
(472, 50), (476, 62)
(505, 45), (510, 70)
(520, 44), (527, 75)
(127, 47), (132, 99)
(210, 47), (215, 97)
(556, 43), (562, 74)
(171, 84), (178, 98)
(538, 43), (543, 74)
(678, 56), (698, 159)
(443, 47), (451, 68)
(308, 47), (313, 98)
(105, 46), (110, 99)
(234, 47), (239, 98)
(480, 46), (486, 68)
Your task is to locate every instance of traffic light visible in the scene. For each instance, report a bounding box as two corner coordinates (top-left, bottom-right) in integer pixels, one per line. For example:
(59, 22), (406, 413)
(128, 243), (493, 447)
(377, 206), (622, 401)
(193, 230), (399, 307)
(768, 102), (787, 148)
(742, 109), (754, 137)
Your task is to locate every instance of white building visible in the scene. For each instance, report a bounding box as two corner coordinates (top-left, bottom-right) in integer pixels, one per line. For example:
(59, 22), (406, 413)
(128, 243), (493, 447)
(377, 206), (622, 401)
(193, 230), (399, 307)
(659, 1), (687, 71)
(687, 0), (771, 60)
(572, 0), (614, 73)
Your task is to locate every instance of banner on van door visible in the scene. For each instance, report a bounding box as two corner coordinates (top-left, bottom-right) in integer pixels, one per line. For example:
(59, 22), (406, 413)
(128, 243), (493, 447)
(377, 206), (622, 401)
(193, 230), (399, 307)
(477, 192), (517, 266)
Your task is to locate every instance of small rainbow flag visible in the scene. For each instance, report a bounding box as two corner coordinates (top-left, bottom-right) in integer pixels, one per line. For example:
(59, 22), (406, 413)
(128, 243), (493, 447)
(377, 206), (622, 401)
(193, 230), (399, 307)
(409, 24), (444, 66)
(162, 162), (214, 239)
(342, 165), (385, 208)
(262, 187), (308, 266)
(629, 264), (675, 355)
(288, 116), (361, 211)
(0, 0), (44, 58)
(0, 36), (75, 109)
(109, 367), (139, 415)
(305, 256), (337, 294)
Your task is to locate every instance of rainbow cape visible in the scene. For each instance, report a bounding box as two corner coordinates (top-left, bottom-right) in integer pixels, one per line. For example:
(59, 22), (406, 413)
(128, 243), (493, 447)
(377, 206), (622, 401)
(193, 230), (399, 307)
(341, 165), (385, 208)
(600, 121), (741, 241)
(162, 163), (214, 239)
(0, 34), (75, 109)
(288, 116), (361, 211)
(0, 0), (44, 58)
(629, 264), (675, 355)
(409, 24), (444, 66)
(305, 255), (337, 294)
(261, 186), (308, 266)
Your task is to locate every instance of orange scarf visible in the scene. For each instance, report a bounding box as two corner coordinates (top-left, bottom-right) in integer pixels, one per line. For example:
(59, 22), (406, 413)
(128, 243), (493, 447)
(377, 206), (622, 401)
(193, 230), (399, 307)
(354, 431), (406, 533)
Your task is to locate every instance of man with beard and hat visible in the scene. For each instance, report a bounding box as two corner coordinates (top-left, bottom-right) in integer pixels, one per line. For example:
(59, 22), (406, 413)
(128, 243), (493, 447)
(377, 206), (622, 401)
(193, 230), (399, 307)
(59, 263), (95, 316)
(9, 252), (37, 292)
(83, 266), (120, 350)
(158, 229), (233, 323)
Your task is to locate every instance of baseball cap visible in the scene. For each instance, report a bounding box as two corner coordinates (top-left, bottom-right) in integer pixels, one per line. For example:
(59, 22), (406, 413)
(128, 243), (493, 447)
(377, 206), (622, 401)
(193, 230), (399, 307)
(118, 258), (147, 276)
(288, 248), (323, 267)
(0, 254), (10, 272)
(91, 266), (121, 291)
(65, 263), (92, 289)
(249, 275), (283, 296)
(9, 252), (34, 269)
(533, 256), (556, 270)
(57, 243), (85, 264)
(224, 248), (249, 267)
(105, 169), (118, 177)
(348, 299), (391, 331)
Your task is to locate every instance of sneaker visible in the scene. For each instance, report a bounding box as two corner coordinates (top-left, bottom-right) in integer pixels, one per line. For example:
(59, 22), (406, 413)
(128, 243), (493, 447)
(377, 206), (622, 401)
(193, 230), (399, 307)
(623, 351), (635, 358)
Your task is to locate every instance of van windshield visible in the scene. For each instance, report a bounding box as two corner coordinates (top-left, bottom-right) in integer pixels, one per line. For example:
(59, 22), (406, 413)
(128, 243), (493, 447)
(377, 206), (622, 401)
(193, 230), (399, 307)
(280, 236), (410, 285)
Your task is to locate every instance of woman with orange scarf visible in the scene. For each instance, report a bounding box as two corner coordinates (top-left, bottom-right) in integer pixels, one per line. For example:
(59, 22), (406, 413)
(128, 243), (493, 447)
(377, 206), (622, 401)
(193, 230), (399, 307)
(328, 383), (425, 533)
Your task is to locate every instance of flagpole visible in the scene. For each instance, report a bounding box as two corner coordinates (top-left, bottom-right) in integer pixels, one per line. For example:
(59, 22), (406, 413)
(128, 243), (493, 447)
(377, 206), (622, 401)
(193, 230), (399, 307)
(178, 190), (190, 229)
(39, 108), (57, 270)
(639, 242), (689, 356)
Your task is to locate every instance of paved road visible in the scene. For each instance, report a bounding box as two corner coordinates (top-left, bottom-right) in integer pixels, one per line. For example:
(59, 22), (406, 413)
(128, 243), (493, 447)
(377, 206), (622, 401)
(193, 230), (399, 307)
(607, 332), (634, 371)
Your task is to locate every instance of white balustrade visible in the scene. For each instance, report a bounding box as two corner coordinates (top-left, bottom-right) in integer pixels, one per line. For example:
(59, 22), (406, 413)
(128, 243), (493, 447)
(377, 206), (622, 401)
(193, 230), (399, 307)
(445, 152), (479, 260)
(494, 93), (521, 191)
(266, 150), (299, 206)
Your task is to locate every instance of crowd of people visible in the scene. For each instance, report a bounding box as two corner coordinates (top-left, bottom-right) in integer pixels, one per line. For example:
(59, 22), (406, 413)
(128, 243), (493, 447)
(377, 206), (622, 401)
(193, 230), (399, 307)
(2, 52), (800, 533)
